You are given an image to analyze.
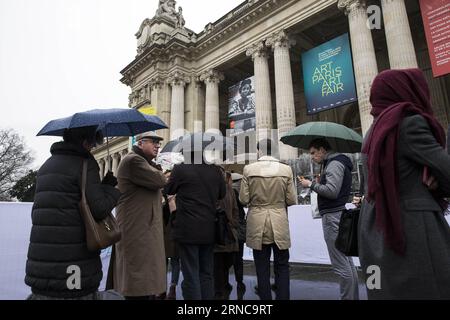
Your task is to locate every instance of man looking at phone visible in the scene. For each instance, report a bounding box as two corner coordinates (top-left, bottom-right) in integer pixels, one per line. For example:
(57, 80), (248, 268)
(298, 138), (359, 300)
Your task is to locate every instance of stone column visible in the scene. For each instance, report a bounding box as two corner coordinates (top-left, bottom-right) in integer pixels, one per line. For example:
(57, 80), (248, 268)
(112, 153), (119, 176)
(200, 70), (224, 134)
(338, 0), (379, 135)
(381, 0), (418, 69)
(266, 30), (298, 160)
(150, 77), (170, 143)
(167, 72), (190, 140)
(98, 159), (105, 179)
(246, 42), (273, 141)
(104, 156), (110, 174)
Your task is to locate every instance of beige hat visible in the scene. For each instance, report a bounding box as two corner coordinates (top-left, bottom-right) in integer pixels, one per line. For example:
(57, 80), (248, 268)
(231, 172), (243, 181)
(136, 131), (163, 141)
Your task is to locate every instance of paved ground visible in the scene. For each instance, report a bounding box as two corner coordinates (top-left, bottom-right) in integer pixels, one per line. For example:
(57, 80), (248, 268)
(169, 261), (368, 300)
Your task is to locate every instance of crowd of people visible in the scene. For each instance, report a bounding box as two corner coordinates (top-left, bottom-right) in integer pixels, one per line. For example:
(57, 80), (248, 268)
(25, 68), (450, 300)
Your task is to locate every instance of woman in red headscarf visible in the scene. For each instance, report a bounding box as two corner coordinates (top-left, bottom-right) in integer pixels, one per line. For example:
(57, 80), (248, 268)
(359, 68), (450, 299)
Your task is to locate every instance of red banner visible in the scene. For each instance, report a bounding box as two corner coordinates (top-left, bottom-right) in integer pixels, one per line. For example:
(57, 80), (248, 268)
(420, 0), (450, 77)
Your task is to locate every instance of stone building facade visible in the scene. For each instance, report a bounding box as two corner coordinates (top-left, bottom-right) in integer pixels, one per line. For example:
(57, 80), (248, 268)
(93, 0), (450, 177)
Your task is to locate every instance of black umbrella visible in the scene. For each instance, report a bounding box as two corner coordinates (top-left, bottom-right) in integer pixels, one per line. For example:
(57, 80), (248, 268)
(161, 132), (234, 154)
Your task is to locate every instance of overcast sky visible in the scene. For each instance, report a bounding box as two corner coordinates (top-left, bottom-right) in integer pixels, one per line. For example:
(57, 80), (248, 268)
(0, 0), (244, 168)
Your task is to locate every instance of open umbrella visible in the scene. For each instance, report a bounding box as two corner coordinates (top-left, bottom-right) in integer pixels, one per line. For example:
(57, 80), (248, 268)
(160, 136), (184, 153)
(37, 108), (168, 160)
(280, 121), (362, 153)
(161, 132), (235, 154)
(37, 108), (167, 137)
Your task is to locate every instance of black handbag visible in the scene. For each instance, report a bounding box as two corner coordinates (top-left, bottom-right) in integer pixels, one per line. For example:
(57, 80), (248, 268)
(215, 207), (236, 246)
(335, 208), (360, 257)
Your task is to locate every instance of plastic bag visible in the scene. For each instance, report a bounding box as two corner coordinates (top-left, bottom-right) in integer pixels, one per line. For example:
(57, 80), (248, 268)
(310, 191), (321, 219)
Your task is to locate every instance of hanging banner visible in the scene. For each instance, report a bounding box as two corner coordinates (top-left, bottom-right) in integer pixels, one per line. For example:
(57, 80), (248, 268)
(301, 33), (357, 114)
(420, 0), (450, 77)
(138, 104), (157, 116)
(129, 104), (158, 146)
(228, 76), (256, 137)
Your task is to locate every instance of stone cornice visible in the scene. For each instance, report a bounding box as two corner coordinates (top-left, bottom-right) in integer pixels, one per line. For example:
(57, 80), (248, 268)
(194, 0), (291, 54)
(92, 136), (128, 154)
(121, 36), (197, 86)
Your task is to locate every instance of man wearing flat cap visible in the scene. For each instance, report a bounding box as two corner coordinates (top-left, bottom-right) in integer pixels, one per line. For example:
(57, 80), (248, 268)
(112, 131), (168, 300)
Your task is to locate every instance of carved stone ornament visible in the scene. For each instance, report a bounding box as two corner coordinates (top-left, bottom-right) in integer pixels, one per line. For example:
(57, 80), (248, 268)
(150, 76), (164, 90)
(156, 0), (178, 23)
(136, 19), (152, 54)
(245, 41), (269, 60)
(199, 69), (225, 84)
(167, 71), (191, 87)
(337, 0), (366, 15)
(265, 30), (295, 49)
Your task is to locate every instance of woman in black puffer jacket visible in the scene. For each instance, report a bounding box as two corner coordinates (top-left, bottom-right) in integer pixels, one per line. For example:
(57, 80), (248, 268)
(25, 126), (122, 299)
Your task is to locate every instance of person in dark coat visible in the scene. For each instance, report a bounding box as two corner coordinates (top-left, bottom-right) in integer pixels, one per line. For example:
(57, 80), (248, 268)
(162, 171), (181, 300)
(214, 170), (239, 300)
(231, 172), (247, 300)
(25, 126), (122, 300)
(163, 152), (226, 300)
(359, 68), (450, 299)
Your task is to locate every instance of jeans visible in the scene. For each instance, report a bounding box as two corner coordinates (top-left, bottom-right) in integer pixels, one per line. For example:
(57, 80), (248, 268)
(233, 241), (245, 283)
(253, 243), (290, 300)
(322, 211), (360, 300)
(214, 252), (235, 299)
(178, 243), (215, 300)
(170, 257), (181, 285)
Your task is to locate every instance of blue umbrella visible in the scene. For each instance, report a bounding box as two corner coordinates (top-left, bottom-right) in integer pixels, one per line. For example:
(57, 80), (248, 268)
(37, 108), (167, 137)
(37, 108), (168, 163)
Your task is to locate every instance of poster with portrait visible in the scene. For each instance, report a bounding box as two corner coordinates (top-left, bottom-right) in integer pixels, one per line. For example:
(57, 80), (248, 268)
(228, 76), (256, 136)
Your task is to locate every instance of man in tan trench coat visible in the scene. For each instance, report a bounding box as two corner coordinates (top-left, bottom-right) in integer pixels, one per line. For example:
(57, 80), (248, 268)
(113, 132), (167, 300)
(239, 139), (297, 300)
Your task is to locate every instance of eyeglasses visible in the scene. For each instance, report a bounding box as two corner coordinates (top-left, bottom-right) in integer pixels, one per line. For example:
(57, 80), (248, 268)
(141, 139), (162, 147)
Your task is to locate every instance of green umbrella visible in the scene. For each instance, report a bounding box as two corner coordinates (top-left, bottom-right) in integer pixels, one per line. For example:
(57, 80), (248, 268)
(280, 121), (362, 153)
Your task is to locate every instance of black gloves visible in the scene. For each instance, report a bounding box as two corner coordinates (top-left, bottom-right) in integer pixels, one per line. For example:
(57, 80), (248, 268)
(102, 171), (118, 187)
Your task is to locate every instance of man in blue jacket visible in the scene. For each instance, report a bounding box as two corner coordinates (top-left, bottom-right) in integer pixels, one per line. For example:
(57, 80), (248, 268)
(299, 138), (359, 300)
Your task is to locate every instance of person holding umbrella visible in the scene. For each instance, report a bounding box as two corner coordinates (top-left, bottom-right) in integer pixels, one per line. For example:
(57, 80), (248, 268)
(26, 126), (122, 300)
(298, 138), (359, 300)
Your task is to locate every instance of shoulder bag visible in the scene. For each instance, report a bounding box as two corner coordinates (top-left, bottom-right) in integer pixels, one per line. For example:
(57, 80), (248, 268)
(335, 207), (360, 257)
(79, 160), (121, 251)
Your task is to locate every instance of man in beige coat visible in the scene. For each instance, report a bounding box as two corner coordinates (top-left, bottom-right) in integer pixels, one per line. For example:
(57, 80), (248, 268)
(239, 139), (297, 300)
(113, 132), (167, 300)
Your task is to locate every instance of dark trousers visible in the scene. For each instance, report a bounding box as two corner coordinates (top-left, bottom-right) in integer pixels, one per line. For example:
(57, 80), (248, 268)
(253, 243), (290, 300)
(178, 243), (215, 300)
(214, 252), (235, 299)
(233, 241), (245, 283)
